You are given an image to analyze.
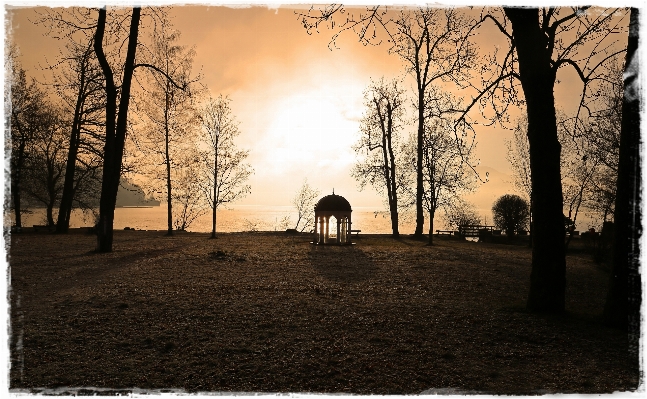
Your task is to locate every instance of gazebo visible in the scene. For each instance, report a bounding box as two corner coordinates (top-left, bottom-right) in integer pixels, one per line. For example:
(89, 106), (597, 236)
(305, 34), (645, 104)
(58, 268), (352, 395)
(313, 191), (352, 245)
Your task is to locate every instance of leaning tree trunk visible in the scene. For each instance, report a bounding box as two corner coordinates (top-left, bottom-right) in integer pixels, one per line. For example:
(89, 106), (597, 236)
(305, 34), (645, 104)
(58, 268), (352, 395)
(95, 7), (141, 252)
(56, 60), (86, 234)
(56, 116), (81, 233)
(505, 8), (566, 313)
(603, 8), (641, 336)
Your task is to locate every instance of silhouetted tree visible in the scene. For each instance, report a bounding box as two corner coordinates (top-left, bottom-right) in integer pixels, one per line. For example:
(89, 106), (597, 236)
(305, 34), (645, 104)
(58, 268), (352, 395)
(567, 61), (624, 223)
(298, 6), (476, 237)
(506, 117), (532, 202)
(459, 7), (629, 312)
(53, 38), (105, 233)
(199, 95), (252, 239)
(352, 78), (407, 237)
(22, 102), (68, 227)
(505, 116), (533, 245)
(604, 8), (640, 337)
(171, 148), (209, 231)
(33, 10), (108, 233)
(419, 85), (477, 245)
(92, 7), (142, 251)
(560, 119), (600, 249)
(136, 15), (201, 236)
(93, 6), (187, 251)
(292, 179), (320, 232)
(8, 58), (45, 229)
(492, 194), (530, 237)
(442, 200), (480, 231)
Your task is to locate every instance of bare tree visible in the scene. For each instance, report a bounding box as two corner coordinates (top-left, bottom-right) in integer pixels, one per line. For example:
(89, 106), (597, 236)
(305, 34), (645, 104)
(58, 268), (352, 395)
(92, 7), (142, 251)
(604, 7), (640, 334)
(352, 78), (407, 237)
(292, 179), (320, 232)
(8, 59), (45, 229)
(419, 85), (477, 245)
(442, 199), (480, 231)
(199, 95), (253, 239)
(510, 96), (622, 250)
(171, 148), (209, 232)
(22, 102), (68, 227)
(135, 16), (201, 236)
(505, 116), (533, 245)
(568, 61), (624, 222)
(456, 7), (629, 312)
(560, 117), (601, 248)
(30, 11), (109, 233)
(53, 40), (105, 233)
(505, 116), (532, 202)
(510, 113), (597, 248)
(298, 6), (476, 237)
(393, 9), (476, 236)
(90, 6), (188, 251)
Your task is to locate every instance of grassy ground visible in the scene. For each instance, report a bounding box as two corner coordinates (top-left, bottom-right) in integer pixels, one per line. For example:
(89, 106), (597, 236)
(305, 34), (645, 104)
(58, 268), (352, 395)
(7, 229), (641, 394)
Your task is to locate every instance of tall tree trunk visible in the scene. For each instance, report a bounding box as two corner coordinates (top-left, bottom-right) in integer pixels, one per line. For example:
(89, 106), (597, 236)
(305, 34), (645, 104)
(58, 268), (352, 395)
(505, 8), (566, 313)
(377, 100), (399, 238)
(389, 194), (399, 237)
(56, 53), (88, 234)
(11, 147), (25, 229)
(165, 87), (173, 236)
(604, 8), (641, 336)
(11, 112), (28, 229)
(415, 90), (425, 236)
(95, 7), (141, 252)
(428, 208), (434, 246)
(387, 107), (400, 238)
(11, 171), (22, 229)
(211, 136), (218, 239)
(56, 119), (81, 233)
(46, 199), (55, 227)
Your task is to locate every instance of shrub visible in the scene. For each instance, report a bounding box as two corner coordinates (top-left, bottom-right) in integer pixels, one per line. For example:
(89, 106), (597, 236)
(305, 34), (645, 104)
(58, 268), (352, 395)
(492, 194), (530, 237)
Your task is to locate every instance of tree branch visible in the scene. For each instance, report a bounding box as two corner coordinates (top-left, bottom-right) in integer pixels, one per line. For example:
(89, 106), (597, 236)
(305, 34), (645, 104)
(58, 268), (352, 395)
(133, 63), (189, 90)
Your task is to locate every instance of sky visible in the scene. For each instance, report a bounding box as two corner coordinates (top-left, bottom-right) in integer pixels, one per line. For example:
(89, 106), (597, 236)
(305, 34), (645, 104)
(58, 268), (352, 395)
(5, 4), (631, 224)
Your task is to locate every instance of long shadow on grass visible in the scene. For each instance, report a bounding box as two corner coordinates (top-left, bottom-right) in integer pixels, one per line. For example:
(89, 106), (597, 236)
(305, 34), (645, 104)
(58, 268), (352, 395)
(308, 245), (377, 283)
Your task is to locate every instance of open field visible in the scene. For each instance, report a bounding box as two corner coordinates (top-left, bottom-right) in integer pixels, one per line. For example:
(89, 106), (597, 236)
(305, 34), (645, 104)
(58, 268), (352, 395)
(7, 229), (640, 394)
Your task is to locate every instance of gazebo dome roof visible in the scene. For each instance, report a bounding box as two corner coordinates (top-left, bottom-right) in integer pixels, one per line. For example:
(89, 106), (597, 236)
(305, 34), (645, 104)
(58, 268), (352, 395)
(315, 192), (352, 212)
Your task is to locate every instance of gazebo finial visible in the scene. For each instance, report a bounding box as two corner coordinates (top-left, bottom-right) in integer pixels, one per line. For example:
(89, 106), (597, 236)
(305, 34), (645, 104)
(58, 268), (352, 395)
(333, 188), (335, 195)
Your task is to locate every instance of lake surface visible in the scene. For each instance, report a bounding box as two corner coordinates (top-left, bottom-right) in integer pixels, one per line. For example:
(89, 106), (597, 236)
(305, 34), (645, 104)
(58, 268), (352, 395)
(15, 205), (420, 235)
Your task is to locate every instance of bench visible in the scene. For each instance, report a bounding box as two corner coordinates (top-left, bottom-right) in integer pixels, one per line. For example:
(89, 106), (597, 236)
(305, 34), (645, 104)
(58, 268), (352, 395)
(458, 225), (496, 238)
(349, 229), (361, 236)
(435, 230), (455, 235)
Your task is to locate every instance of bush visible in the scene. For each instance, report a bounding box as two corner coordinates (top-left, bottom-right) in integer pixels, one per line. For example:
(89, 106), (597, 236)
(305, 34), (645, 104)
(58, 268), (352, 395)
(492, 194), (530, 237)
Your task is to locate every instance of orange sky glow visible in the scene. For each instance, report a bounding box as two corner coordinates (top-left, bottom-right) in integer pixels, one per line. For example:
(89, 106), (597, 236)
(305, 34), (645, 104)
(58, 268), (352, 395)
(6, 4), (631, 228)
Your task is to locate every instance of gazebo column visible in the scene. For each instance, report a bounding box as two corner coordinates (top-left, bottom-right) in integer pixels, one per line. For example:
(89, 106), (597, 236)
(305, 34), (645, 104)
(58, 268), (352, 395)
(325, 216), (330, 244)
(336, 218), (341, 244)
(318, 216), (325, 244)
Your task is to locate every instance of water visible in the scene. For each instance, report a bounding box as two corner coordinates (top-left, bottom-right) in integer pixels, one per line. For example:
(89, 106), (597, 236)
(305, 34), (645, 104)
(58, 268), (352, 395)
(12, 205), (603, 235)
(13, 205), (420, 235)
